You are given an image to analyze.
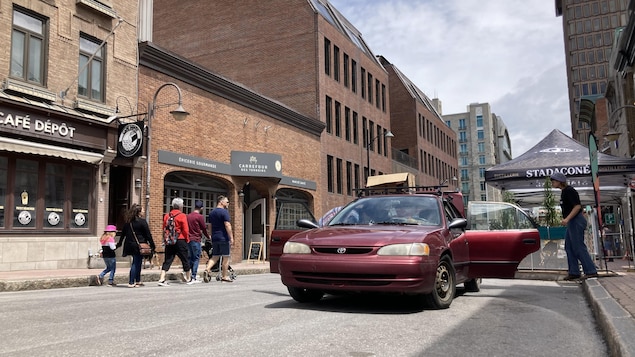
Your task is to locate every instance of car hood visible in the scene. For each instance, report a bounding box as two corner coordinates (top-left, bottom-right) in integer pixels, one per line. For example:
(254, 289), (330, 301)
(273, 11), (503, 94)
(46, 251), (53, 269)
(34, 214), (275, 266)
(289, 226), (440, 246)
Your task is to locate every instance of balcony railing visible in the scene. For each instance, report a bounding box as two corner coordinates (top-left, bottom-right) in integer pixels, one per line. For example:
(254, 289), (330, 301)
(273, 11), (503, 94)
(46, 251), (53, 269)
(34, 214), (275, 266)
(391, 148), (418, 169)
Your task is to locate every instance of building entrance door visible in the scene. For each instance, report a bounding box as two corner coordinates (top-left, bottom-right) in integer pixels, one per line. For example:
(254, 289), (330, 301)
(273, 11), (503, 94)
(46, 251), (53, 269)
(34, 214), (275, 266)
(244, 198), (266, 260)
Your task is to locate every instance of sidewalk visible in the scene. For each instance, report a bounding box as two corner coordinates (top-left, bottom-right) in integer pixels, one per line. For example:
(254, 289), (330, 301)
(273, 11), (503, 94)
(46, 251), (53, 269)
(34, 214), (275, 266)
(0, 260), (270, 291)
(1, 259), (635, 356)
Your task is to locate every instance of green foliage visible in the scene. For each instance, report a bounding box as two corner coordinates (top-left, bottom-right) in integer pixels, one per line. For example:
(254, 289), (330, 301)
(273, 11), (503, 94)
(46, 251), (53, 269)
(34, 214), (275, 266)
(542, 177), (561, 226)
(502, 190), (516, 204)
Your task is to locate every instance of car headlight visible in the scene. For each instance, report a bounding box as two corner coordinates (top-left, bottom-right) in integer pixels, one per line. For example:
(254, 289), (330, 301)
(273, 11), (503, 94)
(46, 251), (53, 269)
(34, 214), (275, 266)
(283, 242), (311, 254)
(377, 243), (430, 256)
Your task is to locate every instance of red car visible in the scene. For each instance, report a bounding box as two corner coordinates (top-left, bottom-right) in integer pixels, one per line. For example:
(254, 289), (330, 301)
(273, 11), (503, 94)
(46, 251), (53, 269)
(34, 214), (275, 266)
(275, 191), (540, 309)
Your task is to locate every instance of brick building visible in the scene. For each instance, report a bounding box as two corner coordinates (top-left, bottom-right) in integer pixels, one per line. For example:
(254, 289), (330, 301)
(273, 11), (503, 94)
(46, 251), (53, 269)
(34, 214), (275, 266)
(149, 0), (394, 217)
(0, 0), (139, 270)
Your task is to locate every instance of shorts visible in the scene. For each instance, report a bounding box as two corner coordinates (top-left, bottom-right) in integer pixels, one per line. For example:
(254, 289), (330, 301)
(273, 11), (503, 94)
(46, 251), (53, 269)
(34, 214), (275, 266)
(211, 241), (230, 256)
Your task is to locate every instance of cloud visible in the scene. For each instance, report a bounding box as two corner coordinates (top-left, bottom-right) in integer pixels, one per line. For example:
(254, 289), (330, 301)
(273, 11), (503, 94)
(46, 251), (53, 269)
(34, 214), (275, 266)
(328, 0), (570, 156)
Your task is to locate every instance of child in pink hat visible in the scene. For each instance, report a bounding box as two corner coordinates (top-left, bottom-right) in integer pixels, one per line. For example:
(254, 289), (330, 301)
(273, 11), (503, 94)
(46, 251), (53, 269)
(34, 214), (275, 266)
(97, 225), (118, 286)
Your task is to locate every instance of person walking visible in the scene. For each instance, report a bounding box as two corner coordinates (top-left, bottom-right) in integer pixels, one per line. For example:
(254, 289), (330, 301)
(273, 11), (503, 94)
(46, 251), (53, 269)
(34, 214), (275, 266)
(186, 200), (209, 284)
(158, 197), (191, 286)
(203, 195), (234, 283)
(118, 204), (155, 288)
(550, 172), (598, 280)
(97, 225), (118, 286)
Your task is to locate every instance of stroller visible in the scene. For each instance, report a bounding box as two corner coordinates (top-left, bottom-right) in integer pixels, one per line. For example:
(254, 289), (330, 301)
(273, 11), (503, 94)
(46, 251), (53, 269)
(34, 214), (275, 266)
(202, 238), (236, 281)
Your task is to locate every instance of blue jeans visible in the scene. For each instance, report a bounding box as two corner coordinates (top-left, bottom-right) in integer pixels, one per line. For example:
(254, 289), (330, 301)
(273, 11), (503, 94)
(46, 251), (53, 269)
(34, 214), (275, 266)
(188, 241), (202, 279)
(99, 257), (116, 283)
(565, 213), (597, 275)
(129, 254), (143, 284)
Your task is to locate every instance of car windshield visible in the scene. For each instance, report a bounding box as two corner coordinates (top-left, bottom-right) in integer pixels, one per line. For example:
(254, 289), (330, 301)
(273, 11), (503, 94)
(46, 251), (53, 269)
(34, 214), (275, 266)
(328, 196), (441, 226)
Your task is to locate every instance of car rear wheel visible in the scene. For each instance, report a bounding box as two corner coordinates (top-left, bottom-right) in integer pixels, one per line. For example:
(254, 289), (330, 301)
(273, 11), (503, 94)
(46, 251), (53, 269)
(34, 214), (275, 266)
(424, 257), (456, 309)
(288, 286), (324, 303)
(464, 278), (482, 292)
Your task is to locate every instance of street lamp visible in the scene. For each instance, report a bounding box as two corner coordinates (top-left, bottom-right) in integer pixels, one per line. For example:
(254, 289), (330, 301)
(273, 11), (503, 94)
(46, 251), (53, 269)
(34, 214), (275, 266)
(366, 130), (394, 181)
(145, 82), (190, 222)
(604, 104), (635, 143)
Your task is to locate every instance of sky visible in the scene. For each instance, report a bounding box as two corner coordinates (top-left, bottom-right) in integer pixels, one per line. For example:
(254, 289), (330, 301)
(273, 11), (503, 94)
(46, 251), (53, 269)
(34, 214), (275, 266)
(328, 0), (571, 158)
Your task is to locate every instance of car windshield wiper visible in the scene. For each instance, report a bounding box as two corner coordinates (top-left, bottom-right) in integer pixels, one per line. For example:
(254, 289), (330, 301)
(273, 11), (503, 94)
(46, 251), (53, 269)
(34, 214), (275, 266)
(328, 223), (356, 226)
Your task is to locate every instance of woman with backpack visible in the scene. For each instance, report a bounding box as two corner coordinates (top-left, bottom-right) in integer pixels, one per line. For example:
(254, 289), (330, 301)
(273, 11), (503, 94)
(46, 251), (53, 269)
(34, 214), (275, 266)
(118, 204), (155, 288)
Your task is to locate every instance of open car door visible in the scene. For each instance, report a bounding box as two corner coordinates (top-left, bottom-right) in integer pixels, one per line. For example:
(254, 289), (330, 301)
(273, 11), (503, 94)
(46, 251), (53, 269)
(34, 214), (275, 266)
(270, 200), (316, 273)
(464, 201), (540, 278)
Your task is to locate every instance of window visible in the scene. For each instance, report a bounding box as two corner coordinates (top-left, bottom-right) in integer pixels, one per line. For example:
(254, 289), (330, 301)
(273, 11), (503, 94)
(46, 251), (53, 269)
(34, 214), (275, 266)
(336, 158), (343, 194)
(478, 142), (485, 152)
(362, 117), (368, 148)
(459, 119), (466, 129)
(335, 101), (341, 137)
(352, 112), (359, 144)
(333, 45), (340, 82)
(367, 72), (373, 104)
(3, 155), (93, 231)
(460, 157), (468, 166)
(480, 181), (486, 191)
(343, 53), (349, 87)
(461, 169), (469, 181)
(477, 130), (484, 140)
(11, 7), (47, 85)
(479, 167), (485, 178)
(346, 161), (352, 195)
(327, 155), (334, 193)
(345, 107), (351, 141)
(459, 131), (467, 142)
(324, 38), (331, 76)
(354, 164), (360, 191)
(476, 115), (483, 127)
(78, 34), (104, 101)
(381, 84), (386, 112)
(460, 143), (467, 153)
(351, 60), (357, 93)
(479, 155), (486, 165)
(361, 67), (366, 99)
(325, 96), (332, 134)
(377, 125), (382, 155)
(375, 79), (380, 108)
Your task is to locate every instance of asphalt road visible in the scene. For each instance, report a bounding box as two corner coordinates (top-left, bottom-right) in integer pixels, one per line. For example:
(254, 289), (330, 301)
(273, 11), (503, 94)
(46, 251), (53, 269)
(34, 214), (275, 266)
(0, 274), (607, 356)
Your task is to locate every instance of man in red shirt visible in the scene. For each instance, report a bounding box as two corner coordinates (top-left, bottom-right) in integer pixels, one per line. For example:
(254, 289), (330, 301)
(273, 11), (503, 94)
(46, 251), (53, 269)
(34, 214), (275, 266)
(186, 200), (209, 283)
(158, 197), (191, 286)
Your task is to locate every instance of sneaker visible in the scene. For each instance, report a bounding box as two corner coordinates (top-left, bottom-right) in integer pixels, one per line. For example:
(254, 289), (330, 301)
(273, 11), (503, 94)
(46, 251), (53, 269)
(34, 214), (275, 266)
(135, 282), (145, 287)
(187, 279), (201, 285)
(180, 272), (188, 282)
(584, 273), (599, 279)
(127, 283), (137, 288)
(96, 276), (102, 286)
(106, 282), (115, 287)
(203, 270), (211, 283)
(158, 280), (170, 287)
(562, 274), (581, 281)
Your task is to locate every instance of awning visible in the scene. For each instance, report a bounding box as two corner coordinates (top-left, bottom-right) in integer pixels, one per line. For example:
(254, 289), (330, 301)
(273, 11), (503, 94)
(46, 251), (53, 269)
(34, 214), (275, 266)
(0, 136), (103, 164)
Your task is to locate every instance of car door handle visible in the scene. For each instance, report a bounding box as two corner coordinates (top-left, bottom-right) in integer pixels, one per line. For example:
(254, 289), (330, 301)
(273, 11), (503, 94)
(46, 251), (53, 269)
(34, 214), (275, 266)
(271, 236), (281, 242)
(523, 239), (537, 244)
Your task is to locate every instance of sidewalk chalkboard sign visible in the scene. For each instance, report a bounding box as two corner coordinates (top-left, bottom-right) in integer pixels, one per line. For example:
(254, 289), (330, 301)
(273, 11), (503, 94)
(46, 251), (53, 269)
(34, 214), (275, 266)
(248, 242), (262, 262)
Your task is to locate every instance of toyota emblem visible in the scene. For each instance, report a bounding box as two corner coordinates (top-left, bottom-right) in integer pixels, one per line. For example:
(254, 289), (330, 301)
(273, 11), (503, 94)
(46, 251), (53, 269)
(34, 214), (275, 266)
(336, 247), (347, 254)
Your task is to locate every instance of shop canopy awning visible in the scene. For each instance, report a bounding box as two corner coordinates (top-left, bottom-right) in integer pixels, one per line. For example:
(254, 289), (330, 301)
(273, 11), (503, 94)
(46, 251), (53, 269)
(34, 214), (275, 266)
(485, 129), (635, 205)
(0, 136), (103, 164)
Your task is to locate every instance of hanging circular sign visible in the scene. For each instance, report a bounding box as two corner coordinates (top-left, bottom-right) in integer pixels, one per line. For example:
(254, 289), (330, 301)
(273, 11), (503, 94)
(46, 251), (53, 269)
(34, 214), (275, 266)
(18, 211), (32, 225)
(118, 122), (144, 158)
(74, 213), (86, 226)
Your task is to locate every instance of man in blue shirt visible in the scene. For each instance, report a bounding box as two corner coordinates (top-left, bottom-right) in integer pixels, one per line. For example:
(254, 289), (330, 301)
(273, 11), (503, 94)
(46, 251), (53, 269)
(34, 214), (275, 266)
(203, 195), (234, 282)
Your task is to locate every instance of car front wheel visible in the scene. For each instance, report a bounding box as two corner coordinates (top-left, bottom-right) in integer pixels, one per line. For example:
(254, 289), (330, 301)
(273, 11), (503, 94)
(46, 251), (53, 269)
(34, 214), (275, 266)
(287, 286), (324, 303)
(424, 257), (456, 309)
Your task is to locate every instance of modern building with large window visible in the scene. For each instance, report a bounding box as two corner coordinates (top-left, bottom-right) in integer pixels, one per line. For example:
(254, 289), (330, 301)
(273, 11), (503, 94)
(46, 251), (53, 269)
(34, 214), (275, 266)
(0, 0), (139, 270)
(443, 103), (511, 205)
(556, 0), (629, 146)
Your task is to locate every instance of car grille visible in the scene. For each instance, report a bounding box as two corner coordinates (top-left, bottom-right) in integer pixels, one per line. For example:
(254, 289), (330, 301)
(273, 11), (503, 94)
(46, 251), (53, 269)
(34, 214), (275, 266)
(313, 247), (373, 254)
(294, 272), (395, 286)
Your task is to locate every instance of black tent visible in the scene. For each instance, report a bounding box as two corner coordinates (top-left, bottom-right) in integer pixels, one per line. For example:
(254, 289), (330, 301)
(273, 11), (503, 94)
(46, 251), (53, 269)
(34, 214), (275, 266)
(485, 129), (635, 204)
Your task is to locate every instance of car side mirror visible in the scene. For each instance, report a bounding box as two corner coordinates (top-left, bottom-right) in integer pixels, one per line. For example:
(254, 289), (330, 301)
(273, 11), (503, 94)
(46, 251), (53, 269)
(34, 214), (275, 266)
(297, 218), (319, 229)
(448, 218), (467, 230)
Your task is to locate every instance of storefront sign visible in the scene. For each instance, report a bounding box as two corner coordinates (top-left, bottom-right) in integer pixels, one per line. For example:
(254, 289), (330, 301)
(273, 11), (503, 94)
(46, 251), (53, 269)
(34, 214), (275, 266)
(158, 150), (231, 174)
(0, 104), (106, 149)
(280, 176), (317, 190)
(231, 151), (282, 178)
(117, 121), (144, 158)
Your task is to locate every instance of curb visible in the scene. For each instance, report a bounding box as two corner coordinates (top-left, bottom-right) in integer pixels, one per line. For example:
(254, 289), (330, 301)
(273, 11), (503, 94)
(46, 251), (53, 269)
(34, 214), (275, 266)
(582, 278), (635, 357)
(0, 267), (270, 292)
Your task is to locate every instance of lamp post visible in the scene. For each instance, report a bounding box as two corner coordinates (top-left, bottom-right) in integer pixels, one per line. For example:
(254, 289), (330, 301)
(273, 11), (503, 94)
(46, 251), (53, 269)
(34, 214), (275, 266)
(145, 82), (190, 222)
(604, 104), (635, 142)
(366, 130), (394, 181)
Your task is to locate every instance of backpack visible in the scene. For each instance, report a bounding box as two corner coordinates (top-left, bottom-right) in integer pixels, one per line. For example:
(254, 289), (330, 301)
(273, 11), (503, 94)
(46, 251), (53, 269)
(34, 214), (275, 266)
(163, 212), (182, 245)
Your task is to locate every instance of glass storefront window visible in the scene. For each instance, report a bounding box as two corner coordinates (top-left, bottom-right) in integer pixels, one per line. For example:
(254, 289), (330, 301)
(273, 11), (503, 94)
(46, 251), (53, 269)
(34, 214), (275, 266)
(71, 166), (90, 229)
(14, 159), (38, 228)
(44, 163), (65, 228)
(0, 157), (6, 227)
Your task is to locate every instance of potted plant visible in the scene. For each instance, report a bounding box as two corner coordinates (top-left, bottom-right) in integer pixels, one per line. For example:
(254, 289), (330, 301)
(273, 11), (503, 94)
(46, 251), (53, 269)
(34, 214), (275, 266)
(538, 176), (566, 239)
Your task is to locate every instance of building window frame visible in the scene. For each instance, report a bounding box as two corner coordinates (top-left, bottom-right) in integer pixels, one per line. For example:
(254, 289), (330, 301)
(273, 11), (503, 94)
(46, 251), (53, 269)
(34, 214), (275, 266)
(78, 33), (105, 102)
(10, 7), (48, 86)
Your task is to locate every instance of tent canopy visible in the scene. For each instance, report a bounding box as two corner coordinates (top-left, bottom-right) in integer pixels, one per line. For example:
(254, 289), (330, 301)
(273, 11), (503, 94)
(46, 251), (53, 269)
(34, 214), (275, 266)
(485, 129), (635, 205)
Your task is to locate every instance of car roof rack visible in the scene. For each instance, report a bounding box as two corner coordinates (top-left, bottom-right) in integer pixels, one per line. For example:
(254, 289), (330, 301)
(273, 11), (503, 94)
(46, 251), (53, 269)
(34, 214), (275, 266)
(354, 185), (449, 198)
